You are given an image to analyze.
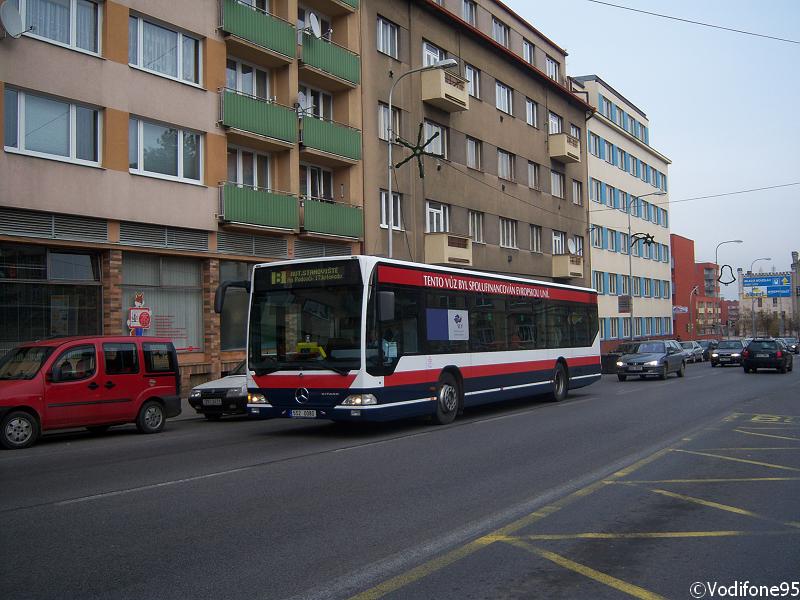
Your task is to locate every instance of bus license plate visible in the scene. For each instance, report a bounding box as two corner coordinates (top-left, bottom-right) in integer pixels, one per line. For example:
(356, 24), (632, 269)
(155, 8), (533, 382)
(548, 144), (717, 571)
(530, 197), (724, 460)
(289, 409), (317, 419)
(203, 398), (222, 406)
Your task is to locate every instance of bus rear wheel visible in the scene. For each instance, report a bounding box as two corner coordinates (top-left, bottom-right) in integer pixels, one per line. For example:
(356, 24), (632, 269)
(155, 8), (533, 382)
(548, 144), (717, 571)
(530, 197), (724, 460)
(551, 363), (568, 402)
(432, 373), (459, 426)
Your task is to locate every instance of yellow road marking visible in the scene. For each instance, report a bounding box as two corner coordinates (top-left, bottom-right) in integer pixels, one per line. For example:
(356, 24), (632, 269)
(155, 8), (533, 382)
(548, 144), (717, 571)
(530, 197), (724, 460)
(612, 477), (800, 484)
(349, 448), (673, 599)
(735, 429), (800, 442)
(504, 538), (667, 600)
(749, 414), (798, 423)
(649, 488), (800, 529)
(694, 447), (800, 451)
(519, 530), (800, 540)
(671, 449), (800, 472)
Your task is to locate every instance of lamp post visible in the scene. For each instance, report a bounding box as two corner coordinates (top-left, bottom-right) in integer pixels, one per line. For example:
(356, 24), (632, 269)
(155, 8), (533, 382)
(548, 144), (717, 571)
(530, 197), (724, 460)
(689, 285), (699, 337)
(625, 190), (666, 339)
(386, 58), (458, 259)
(714, 239), (743, 337)
(749, 256), (770, 336)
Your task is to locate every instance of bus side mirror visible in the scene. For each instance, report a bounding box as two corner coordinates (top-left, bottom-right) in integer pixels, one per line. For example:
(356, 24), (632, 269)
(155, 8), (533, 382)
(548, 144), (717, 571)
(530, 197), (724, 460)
(378, 291), (395, 322)
(214, 280), (251, 314)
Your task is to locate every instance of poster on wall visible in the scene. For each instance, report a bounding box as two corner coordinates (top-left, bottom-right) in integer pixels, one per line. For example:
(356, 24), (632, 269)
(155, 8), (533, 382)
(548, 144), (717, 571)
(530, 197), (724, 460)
(127, 292), (152, 337)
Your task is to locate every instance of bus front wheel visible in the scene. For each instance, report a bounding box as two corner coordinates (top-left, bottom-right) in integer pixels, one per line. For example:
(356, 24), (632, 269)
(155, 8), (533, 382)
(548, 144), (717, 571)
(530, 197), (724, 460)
(551, 363), (568, 402)
(432, 373), (459, 425)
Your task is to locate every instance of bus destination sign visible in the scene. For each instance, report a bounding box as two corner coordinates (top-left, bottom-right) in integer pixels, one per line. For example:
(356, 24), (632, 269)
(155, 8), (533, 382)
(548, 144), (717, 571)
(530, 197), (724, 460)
(259, 261), (360, 290)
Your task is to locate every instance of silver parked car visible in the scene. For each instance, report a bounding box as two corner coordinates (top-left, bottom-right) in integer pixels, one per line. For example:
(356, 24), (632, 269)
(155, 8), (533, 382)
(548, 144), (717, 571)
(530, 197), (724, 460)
(680, 341), (704, 363)
(188, 362), (247, 420)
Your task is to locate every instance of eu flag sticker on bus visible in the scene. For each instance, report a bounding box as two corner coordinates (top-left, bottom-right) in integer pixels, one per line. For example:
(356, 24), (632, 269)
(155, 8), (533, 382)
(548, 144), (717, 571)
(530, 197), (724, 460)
(427, 309), (469, 341)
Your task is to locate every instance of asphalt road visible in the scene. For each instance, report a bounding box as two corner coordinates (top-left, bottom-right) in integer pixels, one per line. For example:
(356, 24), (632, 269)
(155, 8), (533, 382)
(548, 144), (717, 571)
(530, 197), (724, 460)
(1, 361), (799, 600)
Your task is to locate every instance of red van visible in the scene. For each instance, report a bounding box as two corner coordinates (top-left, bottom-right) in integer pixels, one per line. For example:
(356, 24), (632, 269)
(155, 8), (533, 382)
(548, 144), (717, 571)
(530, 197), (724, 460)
(0, 336), (181, 449)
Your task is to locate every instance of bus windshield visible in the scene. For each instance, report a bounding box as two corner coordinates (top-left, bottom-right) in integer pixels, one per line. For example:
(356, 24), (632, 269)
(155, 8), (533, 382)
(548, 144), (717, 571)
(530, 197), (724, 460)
(248, 260), (363, 375)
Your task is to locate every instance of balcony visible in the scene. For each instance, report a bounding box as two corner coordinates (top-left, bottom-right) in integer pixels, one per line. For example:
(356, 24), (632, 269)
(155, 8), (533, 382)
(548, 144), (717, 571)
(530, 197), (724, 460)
(219, 0), (295, 67)
(424, 233), (472, 266)
(421, 69), (469, 112)
(300, 117), (361, 166)
(301, 0), (358, 16)
(552, 253), (584, 279)
(302, 199), (363, 239)
(218, 183), (299, 232)
(549, 133), (581, 163)
(220, 90), (297, 152)
(299, 34), (360, 90)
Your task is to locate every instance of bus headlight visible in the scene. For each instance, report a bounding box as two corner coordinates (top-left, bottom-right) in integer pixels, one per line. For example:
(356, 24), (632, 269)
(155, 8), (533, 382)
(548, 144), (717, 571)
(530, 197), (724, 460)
(248, 392), (268, 404)
(342, 394), (377, 406)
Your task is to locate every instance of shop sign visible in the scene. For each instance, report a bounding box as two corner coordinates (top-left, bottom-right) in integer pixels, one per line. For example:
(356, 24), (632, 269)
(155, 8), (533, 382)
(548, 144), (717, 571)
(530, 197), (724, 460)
(127, 292), (152, 337)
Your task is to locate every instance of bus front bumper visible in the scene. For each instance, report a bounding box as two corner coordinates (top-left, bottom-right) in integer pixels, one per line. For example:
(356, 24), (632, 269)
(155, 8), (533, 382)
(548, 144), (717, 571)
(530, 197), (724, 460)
(247, 398), (436, 422)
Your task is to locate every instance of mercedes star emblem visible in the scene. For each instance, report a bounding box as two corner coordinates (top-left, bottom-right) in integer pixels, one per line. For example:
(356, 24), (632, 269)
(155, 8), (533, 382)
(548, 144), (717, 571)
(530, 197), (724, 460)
(295, 387), (310, 404)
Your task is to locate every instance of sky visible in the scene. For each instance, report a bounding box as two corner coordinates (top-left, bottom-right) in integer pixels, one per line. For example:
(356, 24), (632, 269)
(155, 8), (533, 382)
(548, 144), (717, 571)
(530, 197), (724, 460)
(512, 0), (800, 299)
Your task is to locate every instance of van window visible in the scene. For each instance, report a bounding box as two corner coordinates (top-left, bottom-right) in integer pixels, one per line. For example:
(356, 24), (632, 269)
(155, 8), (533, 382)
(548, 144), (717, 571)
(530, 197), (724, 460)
(143, 342), (176, 373)
(103, 343), (139, 375)
(52, 345), (96, 382)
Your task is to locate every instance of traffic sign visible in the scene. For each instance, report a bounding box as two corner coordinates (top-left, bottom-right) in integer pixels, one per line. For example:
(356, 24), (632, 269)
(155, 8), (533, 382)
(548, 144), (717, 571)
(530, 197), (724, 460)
(742, 275), (791, 298)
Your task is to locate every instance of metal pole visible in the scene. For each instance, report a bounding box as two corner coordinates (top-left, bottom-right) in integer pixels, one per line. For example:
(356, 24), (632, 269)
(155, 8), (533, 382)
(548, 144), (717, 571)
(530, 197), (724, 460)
(714, 240), (743, 337)
(627, 200), (633, 340)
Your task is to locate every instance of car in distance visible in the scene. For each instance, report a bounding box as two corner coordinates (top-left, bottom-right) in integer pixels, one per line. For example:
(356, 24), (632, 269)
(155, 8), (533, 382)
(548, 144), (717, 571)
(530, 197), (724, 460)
(616, 340), (687, 381)
(680, 341), (704, 363)
(779, 337), (798, 354)
(188, 361), (247, 420)
(742, 338), (794, 374)
(697, 340), (717, 361)
(710, 339), (745, 367)
(0, 337), (181, 450)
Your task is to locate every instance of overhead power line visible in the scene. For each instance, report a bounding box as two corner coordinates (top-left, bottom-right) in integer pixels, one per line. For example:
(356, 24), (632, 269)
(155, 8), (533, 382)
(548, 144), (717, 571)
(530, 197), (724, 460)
(584, 0), (799, 45)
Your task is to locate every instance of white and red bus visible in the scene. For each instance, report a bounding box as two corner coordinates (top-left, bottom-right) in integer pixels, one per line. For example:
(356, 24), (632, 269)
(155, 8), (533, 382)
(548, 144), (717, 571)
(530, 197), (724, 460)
(216, 255), (599, 425)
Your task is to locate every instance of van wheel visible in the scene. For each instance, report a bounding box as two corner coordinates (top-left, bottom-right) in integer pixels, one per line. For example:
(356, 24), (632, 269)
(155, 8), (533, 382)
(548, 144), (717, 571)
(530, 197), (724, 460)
(432, 373), (459, 425)
(1, 411), (40, 450)
(87, 425), (111, 434)
(551, 363), (568, 402)
(136, 400), (165, 434)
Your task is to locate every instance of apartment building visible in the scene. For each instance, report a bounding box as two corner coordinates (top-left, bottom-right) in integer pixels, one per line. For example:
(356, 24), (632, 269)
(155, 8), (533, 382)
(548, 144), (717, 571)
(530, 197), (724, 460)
(360, 0), (592, 284)
(670, 234), (722, 339)
(0, 0), (363, 386)
(573, 75), (671, 351)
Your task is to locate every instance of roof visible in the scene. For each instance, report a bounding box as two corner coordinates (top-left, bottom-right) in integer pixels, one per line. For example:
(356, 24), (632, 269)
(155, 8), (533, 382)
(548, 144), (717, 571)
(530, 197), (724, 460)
(573, 74), (648, 119)
(485, 0), (569, 56)
(419, 0), (594, 113)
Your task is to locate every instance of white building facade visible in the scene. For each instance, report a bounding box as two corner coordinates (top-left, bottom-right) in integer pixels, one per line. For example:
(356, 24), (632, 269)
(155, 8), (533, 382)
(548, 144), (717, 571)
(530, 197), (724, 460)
(573, 76), (672, 351)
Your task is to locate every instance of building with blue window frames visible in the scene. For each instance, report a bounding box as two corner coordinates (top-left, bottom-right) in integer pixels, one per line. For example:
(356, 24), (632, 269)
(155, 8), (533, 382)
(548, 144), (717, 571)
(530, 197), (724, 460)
(572, 75), (673, 353)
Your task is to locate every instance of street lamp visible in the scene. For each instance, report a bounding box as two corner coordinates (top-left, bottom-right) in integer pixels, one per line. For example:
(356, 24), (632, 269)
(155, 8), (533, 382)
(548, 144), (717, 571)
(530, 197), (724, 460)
(749, 256), (771, 336)
(625, 190), (666, 339)
(386, 58), (458, 259)
(714, 239), (743, 336)
(689, 285), (699, 337)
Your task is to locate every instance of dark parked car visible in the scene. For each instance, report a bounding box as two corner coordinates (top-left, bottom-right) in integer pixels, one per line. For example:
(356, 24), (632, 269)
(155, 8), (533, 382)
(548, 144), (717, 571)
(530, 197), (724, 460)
(742, 338), (794, 374)
(710, 339), (745, 367)
(616, 340), (687, 381)
(697, 340), (718, 361)
(779, 337), (798, 354)
(680, 341), (704, 363)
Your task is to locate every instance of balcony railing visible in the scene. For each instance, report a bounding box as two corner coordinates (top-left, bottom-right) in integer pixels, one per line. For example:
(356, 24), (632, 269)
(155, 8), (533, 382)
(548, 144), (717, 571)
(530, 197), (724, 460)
(552, 253), (584, 279)
(219, 0), (296, 59)
(220, 89), (297, 145)
(300, 116), (361, 161)
(421, 69), (469, 112)
(549, 132), (581, 163)
(219, 183), (299, 231)
(301, 34), (360, 86)
(302, 198), (363, 239)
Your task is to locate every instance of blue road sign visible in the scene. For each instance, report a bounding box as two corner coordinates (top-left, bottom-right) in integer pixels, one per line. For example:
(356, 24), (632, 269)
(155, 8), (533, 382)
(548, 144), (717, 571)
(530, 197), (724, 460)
(743, 275), (791, 298)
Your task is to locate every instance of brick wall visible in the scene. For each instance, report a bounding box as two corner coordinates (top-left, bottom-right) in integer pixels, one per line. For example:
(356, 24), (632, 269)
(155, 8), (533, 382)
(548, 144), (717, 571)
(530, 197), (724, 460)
(102, 250), (124, 335)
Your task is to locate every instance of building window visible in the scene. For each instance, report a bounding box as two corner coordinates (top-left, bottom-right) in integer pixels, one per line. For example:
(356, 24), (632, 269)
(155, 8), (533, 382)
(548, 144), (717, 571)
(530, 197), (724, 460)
(570, 123), (581, 140)
(220, 261), (253, 351)
(644, 278), (651, 297)
(599, 317), (607, 340)
(495, 81), (513, 115)
(497, 149), (515, 181)
(588, 132), (600, 156)
(469, 210), (484, 243)
(623, 317), (631, 337)
(633, 277), (641, 296)
(129, 117), (202, 183)
(300, 164), (333, 201)
(600, 96), (612, 117)
(548, 111), (563, 134)
(620, 232), (629, 254)
(129, 15), (201, 85)
(611, 317), (619, 337)
(552, 230), (566, 255)
(608, 229), (617, 252)
(622, 275), (630, 295)
(492, 17), (509, 47)
(226, 58), (269, 99)
(462, 0), (476, 25)
(4, 88), (100, 166)
(606, 185), (616, 207)
(466, 136), (482, 170)
(550, 170), (565, 199)
(527, 161), (540, 190)
(423, 120), (447, 158)
(377, 16), (398, 58)
(378, 102), (399, 142)
(17, 0), (100, 54)
(589, 178), (601, 203)
(464, 63), (480, 98)
(426, 201), (450, 233)
(523, 39), (534, 63)
(380, 190), (402, 230)
(298, 84), (333, 120)
(593, 271), (604, 294)
(227, 146), (269, 189)
(422, 40), (446, 66)
(604, 140), (613, 164)
(591, 227), (602, 249)
(121, 253), (202, 352)
(617, 148), (626, 170)
(572, 234), (584, 256)
(530, 224), (542, 252)
(500, 218), (517, 248)
(525, 98), (538, 127)
(572, 180), (583, 206)
(545, 55), (559, 80)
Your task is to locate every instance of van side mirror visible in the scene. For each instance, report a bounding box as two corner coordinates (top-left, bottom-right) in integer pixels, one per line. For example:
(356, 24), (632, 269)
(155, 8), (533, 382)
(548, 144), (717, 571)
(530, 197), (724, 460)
(215, 280), (251, 314)
(378, 291), (395, 322)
